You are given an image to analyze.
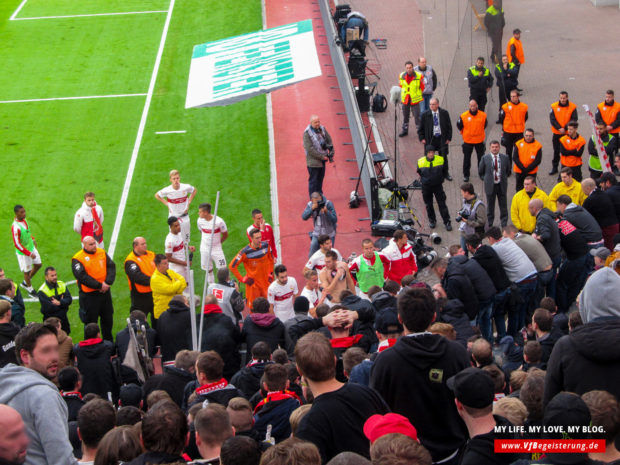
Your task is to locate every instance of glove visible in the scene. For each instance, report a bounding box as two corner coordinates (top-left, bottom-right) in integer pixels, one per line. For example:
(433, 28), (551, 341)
(242, 276), (254, 286)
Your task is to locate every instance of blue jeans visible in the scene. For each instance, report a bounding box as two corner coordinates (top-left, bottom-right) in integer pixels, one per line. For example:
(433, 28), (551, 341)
(535, 268), (554, 306)
(546, 255), (561, 300)
(493, 288), (510, 341)
(557, 254), (588, 312)
(419, 94), (433, 114)
(508, 278), (538, 337)
(477, 299), (494, 343)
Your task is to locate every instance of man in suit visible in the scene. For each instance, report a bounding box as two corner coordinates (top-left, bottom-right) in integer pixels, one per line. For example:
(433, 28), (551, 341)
(479, 140), (511, 227)
(418, 97), (454, 181)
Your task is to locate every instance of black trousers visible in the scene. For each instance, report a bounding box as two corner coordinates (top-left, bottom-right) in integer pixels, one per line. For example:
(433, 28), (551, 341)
(515, 172), (536, 192)
(462, 142), (485, 177)
(307, 164), (326, 197)
(486, 183), (508, 227)
(79, 290), (114, 341)
(489, 30), (503, 64)
(469, 89), (488, 112)
(551, 133), (562, 168)
(422, 184), (450, 224)
(130, 291), (155, 326)
(502, 132), (521, 163)
(428, 135), (450, 173)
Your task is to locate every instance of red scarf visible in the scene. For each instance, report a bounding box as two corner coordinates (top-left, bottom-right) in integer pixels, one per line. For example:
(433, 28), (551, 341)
(195, 378), (228, 396)
(330, 334), (363, 349)
(203, 304), (223, 314)
(254, 390), (300, 414)
(91, 202), (103, 243)
(79, 338), (102, 347)
(61, 391), (83, 399)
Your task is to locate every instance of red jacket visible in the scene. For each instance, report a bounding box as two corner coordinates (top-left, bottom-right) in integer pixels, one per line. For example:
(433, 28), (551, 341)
(381, 239), (418, 284)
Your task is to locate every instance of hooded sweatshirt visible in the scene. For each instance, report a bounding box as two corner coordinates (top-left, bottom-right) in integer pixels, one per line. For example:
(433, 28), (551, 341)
(0, 322), (20, 367)
(370, 334), (469, 462)
(460, 414), (521, 465)
(0, 364), (77, 465)
(242, 313), (286, 363)
(158, 299), (193, 363)
(579, 267), (620, 323)
(74, 338), (118, 400)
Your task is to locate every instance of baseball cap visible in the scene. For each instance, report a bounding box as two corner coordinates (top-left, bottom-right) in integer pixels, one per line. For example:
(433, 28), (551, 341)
(119, 383), (142, 408)
(374, 308), (403, 335)
(589, 247), (611, 260)
(425, 144), (436, 154)
(447, 367), (494, 408)
(363, 413), (418, 443)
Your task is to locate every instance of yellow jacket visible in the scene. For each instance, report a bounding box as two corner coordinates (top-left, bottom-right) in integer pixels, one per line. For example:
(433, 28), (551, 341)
(548, 180), (586, 210)
(510, 188), (551, 233)
(150, 268), (187, 319)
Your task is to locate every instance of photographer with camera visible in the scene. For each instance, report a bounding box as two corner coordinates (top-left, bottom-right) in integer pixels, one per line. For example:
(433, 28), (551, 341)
(302, 192), (338, 257)
(456, 183), (487, 254)
(303, 115), (334, 198)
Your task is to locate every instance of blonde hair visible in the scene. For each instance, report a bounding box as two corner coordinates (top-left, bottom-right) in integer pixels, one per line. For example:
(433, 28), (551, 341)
(169, 169), (179, 178)
(289, 404), (312, 436)
(493, 397), (528, 426)
(429, 322), (456, 340)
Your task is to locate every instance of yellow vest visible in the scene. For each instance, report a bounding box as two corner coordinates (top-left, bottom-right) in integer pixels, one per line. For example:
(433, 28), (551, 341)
(399, 71), (423, 105)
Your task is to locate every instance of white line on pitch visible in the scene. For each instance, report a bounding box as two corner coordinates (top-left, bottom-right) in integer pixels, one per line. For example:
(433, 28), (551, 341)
(9, 0), (28, 20)
(0, 93), (147, 104)
(155, 130), (186, 134)
(13, 10), (167, 21)
(108, 0), (175, 259)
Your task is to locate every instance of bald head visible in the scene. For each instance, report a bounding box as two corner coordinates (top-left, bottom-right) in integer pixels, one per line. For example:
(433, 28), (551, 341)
(82, 236), (97, 253)
(469, 100), (478, 112)
(528, 198), (544, 216)
(132, 236), (148, 255)
(581, 178), (596, 196)
(0, 405), (29, 464)
(310, 115), (320, 129)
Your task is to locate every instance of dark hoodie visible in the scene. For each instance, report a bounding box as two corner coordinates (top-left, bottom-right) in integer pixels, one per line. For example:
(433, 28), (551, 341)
(370, 290), (397, 313)
(241, 313), (286, 363)
(442, 262), (479, 320)
(0, 322), (19, 367)
(158, 298), (193, 363)
(74, 338), (118, 401)
(538, 327), (563, 364)
(370, 334), (469, 462)
(253, 391), (301, 443)
(230, 360), (273, 399)
(499, 336), (523, 379)
(198, 304), (242, 380)
(437, 299), (475, 347)
(544, 318), (620, 406)
(471, 244), (511, 292)
(449, 255), (497, 302)
(460, 414), (521, 465)
(142, 365), (196, 408)
(535, 208), (562, 260)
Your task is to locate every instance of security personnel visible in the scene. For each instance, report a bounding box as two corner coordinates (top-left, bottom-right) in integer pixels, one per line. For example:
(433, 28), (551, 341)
(38, 266), (73, 334)
(559, 121), (586, 182)
(500, 89), (528, 161)
(494, 55), (519, 121)
(417, 145), (452, 231)
(588, 122), (618, 179)
(399, 60), (425, 137)
(457, 100), (487, 182)
(151, 254), (187, 320)
(467, 57), (493, 112)
(595, 90), (620, 136)
(72, 236), (116, 341)
(484, 0), (505, 64)
(549, 91), (578, 175)
(124, 237), (156, 322)
(512, 128), (542, 191)
(506, 28), (525, 67)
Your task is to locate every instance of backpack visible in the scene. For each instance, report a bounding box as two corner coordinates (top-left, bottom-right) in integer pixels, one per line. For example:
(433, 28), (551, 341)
(372, 93), (388, 112)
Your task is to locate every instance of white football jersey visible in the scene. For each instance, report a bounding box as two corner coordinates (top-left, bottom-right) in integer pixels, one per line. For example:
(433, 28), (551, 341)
(305, 248), (342, 271)
(165, 232), (186, 263)
(157, 183), (195, 217)
(300, 286), (320, 309)
(197, 216), (227, 251)
(268, 277), (298, 321)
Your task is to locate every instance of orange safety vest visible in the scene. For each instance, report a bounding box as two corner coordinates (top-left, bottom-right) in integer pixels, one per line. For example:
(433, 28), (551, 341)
(72, 248), (107, 293)
(560, 135), (586, 167)
(502, 101), (528, 134)
(597, 101), (620, 134)
(124, 250), (156, 293)
(550, 101), (577, 134)
(513, 138), (542, 174)
(460, 110), (487, 144)
(506, 37), (525, 64)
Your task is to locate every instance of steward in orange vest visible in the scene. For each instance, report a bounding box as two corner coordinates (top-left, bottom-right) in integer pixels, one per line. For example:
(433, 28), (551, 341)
(71, 236), (116, 341)
(559, 122), (586, 182)
(457, 100), (488, 181)
(549, 91), (578, 175)
(595, 90), (620, 135)
(513, 129), (542, 191)
(124, 236), (156, 320)
(506, 29), (524, 65)
(500, 90), (528, 163)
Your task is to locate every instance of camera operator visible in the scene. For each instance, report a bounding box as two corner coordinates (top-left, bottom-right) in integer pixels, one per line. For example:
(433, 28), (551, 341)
(303, 114), (334, 198)
(456, 183), (487, 254)
(302, 192), (338, 257)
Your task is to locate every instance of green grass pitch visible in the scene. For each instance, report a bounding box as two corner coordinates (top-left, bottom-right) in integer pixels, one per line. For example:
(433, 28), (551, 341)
(0, 0), (270, 340)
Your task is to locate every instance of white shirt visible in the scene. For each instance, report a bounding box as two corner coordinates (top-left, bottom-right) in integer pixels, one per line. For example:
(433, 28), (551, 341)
(73, 202), (104, 235)
(300, 286), (320, 309)
(268, 277), (298, 321)
(305, 248), (342, 271)
(165, 231), (186, 262)
(197, 216), (227, 251)
(493, 153), (501, 184)
(432, 111), (441, 136)
(157, 183), (195, 217)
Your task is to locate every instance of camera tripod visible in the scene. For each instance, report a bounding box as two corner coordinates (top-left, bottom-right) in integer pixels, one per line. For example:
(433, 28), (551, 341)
(383, 185), (421, 227)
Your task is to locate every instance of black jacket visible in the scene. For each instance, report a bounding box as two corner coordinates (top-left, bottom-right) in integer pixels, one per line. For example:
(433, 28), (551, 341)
(254, 394), (300, 443)
(157, 299), (193, 363)
(467, 66), (493, 91)
(460, 415), (520, 465)
(494, 62), (519, 91)
(0, 322), (19, 368)
(71, 251), (116, 290)
(370, 334), (469, 462)
(241, 314), (286, 363)
(471, 245), (511, 292)
(544, 318), (620, 406)
(230, 361), (273, 399)
(142, 365), (195, 408)
(126, 451), (186, 465)
(38, 280), (72, 317)
(370, 290), (396, 313)
(442, 263), (479, 320)
(116, 320), (157, 362)
(417, 155), (447, 187)
(562, 204), (603, 243)
(437, 299), (475, 347)
(198, 311), (242, 380)
(604, 184), (620, 223)
(534, 208), (562, 260)
(74, 338), (119, 401)
(61, 393), (85, 422)
(449, 256), (496, 302)
(484, 7), (505, 33)
(417, 107), (453, 146)
(538, 327), (563, 364)
(583, 188), (618, 228)
(184, 380), (241, 411)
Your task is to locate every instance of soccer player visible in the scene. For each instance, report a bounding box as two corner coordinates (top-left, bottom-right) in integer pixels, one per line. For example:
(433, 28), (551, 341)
(73, 192), (104, 248)
(11, 205), (41, 297)
(246, 208), (277, 259)
(165, 217), (195, 283)
(230, 228), (275, 309)
(155, 170), (197, 243)
(303, 234), (342, 274)
(349, 239), (389, 297)
(197, 203), (228, 284)
(267, 264), (299, 322)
